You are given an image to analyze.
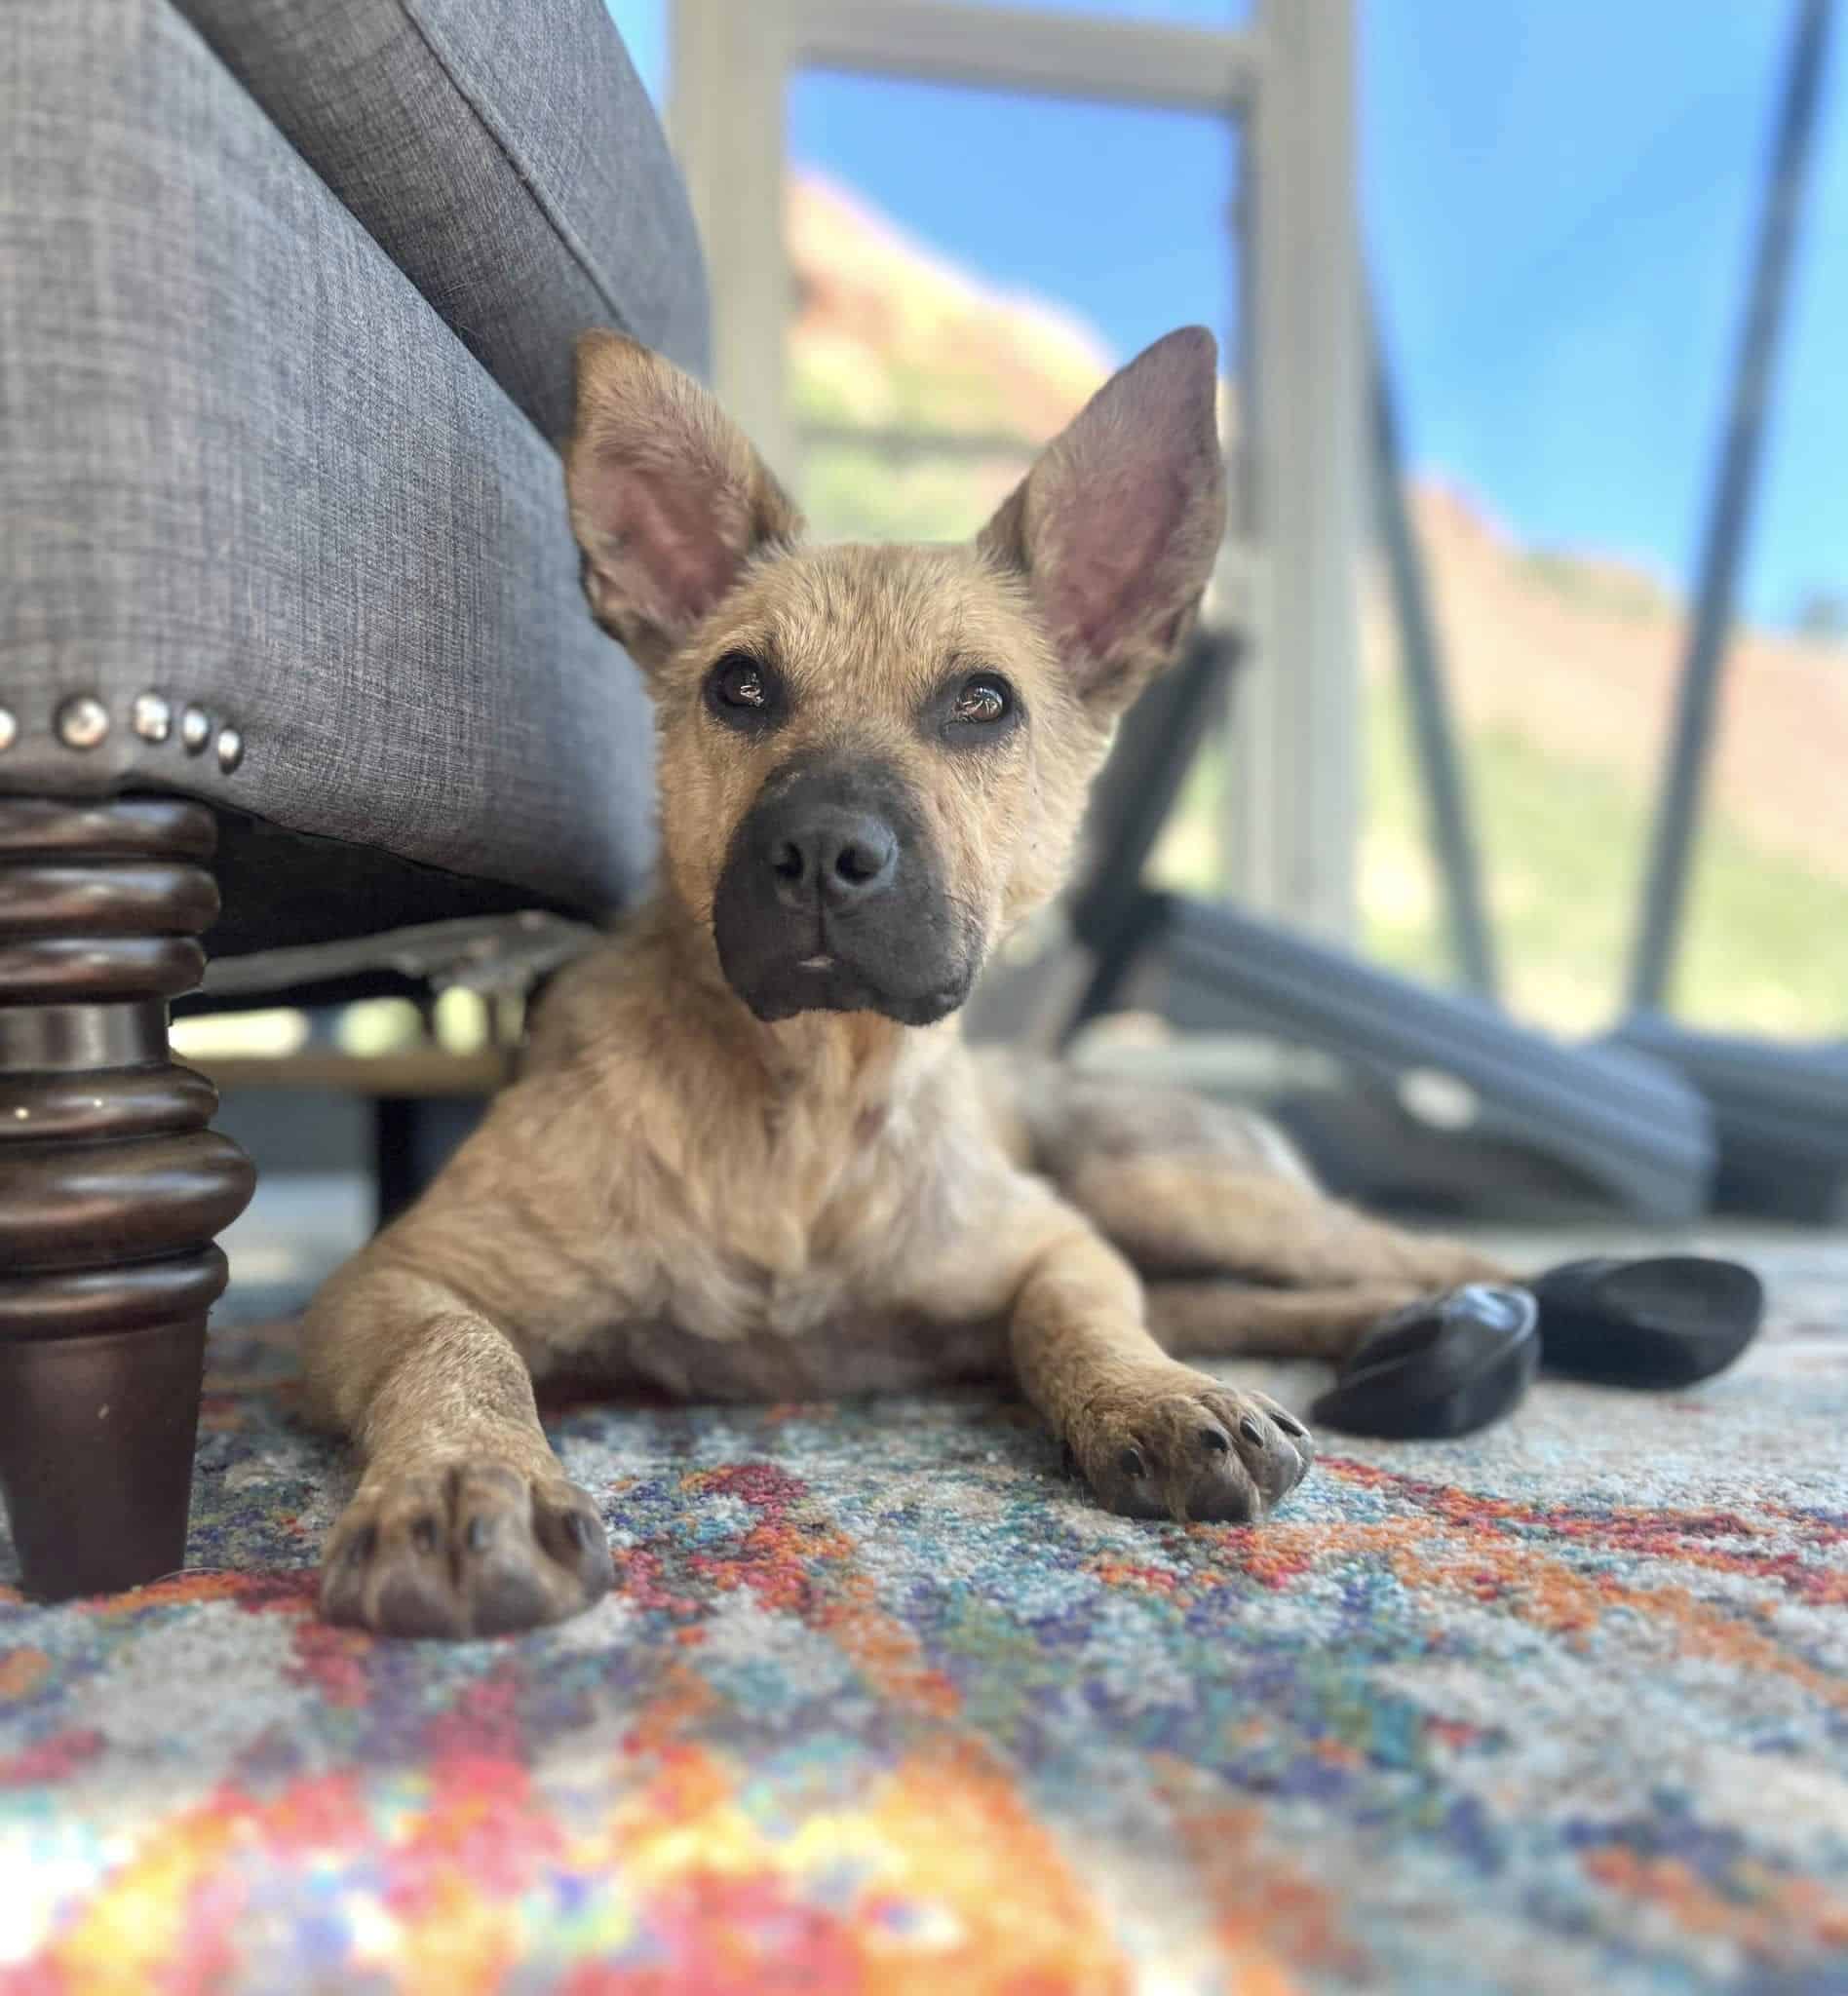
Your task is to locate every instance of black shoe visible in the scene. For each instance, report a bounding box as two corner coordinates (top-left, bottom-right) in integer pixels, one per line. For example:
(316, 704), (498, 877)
(1312, 1284), (1539, 1439)
(1528, 1255), (1763, 1389)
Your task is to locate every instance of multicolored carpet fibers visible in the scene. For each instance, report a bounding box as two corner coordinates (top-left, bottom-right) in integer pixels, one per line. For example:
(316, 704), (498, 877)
(2, 1240), (1845, 1993)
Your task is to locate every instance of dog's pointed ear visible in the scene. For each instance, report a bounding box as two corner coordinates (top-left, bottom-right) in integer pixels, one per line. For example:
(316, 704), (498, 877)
(565, 331), (804, 671)
(978, 326), (1225, 714)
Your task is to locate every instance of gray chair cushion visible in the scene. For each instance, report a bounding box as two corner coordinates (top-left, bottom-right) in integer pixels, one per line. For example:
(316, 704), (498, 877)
(0, 0), (662, 932)
(171, 0), (709, 442)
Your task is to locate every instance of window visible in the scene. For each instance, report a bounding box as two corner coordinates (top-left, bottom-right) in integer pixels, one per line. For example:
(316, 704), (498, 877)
(673, 0), (1362, 939)
(1358, 0), (1844, 1039)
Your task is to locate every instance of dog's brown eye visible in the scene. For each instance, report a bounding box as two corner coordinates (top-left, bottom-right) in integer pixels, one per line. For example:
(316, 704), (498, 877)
(953, 674), (1011, 724)
(706, 652), (786, 730)
(712, 654), (768, 709)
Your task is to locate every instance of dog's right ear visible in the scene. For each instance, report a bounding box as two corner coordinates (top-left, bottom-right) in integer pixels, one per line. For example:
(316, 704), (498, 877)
(565, 331), (803, 672)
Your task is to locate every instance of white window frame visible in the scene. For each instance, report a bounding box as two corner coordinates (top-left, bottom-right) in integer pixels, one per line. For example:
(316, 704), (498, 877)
(670, 0), (1360, 940)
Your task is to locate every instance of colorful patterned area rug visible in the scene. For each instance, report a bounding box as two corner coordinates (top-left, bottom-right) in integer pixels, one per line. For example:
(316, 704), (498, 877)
(2, 1240), (1846, 1995)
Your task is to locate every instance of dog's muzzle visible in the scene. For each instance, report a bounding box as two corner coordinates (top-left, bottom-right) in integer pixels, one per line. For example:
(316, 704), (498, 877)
(712, 760), (977, 1025)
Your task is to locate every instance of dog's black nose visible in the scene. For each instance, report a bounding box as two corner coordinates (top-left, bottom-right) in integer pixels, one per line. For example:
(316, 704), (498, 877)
(763, 806), (899, 910)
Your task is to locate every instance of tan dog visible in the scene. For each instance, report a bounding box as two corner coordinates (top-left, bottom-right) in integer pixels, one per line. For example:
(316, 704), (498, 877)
(304, 327), (1503, 1638)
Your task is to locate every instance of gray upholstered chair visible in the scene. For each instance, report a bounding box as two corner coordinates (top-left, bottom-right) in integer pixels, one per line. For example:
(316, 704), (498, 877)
(0, 0), (705, 1598)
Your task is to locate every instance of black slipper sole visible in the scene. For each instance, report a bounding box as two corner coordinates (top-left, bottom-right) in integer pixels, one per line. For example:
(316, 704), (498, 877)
(1529, 1256), (1764, 1389)
(1312, 1284), (1539, 1439)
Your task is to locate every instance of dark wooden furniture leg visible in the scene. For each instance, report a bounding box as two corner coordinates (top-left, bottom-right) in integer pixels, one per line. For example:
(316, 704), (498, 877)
(0, 798), (255, 1601)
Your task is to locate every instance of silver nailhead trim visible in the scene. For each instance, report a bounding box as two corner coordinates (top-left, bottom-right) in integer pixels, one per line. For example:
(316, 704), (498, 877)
(215, 726), (244, 774)
(55, 694), (110, 749)
(179, 705), (212, 753)
(131, 691), (173, 743)
(0, 708), (16, 753)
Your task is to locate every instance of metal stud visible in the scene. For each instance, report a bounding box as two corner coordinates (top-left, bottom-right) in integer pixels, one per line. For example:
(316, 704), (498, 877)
(214, 726), (244, 774)
(131, 691), (173, 744)
(55, 694), (110, 750)
(0, 707), (16, 753)
(179, 705), (211, 753)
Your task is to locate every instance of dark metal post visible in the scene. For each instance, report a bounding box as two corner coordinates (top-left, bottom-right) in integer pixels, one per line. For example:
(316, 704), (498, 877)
(1369, 313), (1501, 999)
(1628, 0), (1833, 1014)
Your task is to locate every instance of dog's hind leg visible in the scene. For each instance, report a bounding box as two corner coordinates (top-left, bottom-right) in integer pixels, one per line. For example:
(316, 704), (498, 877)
(1065, 1153), (1510, 1294)
(1144, 1278), (1425, 1363)
(989, 1054), (1508, 1294)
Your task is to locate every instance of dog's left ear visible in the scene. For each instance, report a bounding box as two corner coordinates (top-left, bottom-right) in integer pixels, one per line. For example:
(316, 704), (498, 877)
(565, 330), (804, 672)
(978, 326), (1225, 715)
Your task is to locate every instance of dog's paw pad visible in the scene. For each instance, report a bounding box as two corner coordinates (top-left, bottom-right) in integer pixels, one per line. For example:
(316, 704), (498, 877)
(321, 1462), (611, 1638)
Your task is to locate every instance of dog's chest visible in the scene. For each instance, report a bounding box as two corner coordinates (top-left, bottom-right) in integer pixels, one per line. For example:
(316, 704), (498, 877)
(645, 1097), (937, 1344)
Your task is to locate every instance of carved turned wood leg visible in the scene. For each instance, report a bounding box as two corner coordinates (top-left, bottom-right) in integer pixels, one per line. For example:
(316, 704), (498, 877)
(0, 798), (255, 1601)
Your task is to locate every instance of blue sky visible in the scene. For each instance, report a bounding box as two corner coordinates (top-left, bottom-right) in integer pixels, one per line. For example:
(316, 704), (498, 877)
(610, 2), (1844, 627)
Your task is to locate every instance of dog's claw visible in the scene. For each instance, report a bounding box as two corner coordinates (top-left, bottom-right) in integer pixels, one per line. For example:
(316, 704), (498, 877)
(321, 1461), (611, 1638)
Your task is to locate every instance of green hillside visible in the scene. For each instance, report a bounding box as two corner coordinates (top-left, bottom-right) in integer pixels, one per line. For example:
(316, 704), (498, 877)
(787, 172), (1846, 1045)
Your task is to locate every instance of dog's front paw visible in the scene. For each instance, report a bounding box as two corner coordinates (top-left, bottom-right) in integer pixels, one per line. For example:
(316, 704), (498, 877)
(1069, 1366), (1314, 1522)
(320, 1460), (611, 1637)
